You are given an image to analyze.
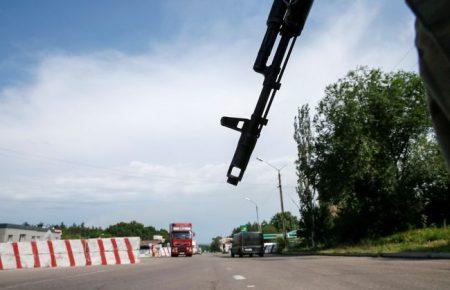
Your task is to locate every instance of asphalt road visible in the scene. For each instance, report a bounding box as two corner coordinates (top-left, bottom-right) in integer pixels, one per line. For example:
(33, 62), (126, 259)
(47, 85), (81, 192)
(0, 254), (449, 290)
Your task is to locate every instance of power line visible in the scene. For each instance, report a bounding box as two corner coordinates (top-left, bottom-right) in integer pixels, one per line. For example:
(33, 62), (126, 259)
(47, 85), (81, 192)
(0, 146), (226, 185)
(392, 45), (415, 71)
(0, 146), (284, 187)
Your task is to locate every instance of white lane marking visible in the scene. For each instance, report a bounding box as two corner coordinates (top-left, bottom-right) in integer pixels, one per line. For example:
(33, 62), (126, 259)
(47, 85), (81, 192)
(233, 275), (246, 280)
(1, 269), (109, 289)
(247, 285), (255, 288)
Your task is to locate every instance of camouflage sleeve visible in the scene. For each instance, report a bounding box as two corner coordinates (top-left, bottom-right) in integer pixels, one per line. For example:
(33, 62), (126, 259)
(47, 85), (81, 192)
(406, 0), (450, 169)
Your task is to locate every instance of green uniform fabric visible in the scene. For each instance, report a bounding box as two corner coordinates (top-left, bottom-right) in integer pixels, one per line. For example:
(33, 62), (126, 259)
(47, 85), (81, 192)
(406, 0), (450, 169)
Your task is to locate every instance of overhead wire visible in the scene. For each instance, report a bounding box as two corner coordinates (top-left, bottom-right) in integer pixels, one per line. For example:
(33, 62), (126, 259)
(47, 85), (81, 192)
(391, 45), (415, 71)
(0, 146), (293, 187)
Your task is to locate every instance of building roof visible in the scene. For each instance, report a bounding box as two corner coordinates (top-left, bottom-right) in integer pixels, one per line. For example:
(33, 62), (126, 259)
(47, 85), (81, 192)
(0, 223), (49, 232)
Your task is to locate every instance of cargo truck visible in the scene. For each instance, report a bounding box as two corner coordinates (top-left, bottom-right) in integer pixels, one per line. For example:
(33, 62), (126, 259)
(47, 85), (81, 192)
(169, 222), (193, 257)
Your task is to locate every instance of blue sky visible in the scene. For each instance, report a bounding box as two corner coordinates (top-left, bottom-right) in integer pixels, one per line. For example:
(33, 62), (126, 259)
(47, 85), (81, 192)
(1, 1), (169, 87)
(0, 0), (418, 243)
(0, 0), (413, 87)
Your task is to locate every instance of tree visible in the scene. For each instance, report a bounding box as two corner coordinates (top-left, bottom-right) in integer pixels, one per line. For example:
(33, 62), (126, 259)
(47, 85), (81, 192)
(270, 212), (299, 232)
(230, 213), (299, 237)
(106, 221), (146, 238)
(60, 222), (108, 239)
(399, 136), (450, 227)
(294, 104), (318, 246)
(231, 222), (260, 235)
(312, 67), (448, 241)
(261, 221), (278, 233)
(210, 236), (222, 252)
(105, 221), (169, 241)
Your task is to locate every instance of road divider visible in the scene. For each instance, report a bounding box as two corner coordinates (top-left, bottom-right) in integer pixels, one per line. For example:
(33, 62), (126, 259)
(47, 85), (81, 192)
(156, 246), (171, 257)
(141, 245), (172, 258)
(264, 243), (277, 254)
(0, 237), (140, 270)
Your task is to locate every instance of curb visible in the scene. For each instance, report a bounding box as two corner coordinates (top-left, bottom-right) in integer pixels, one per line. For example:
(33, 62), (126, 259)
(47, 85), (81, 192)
(380, 252), (450, 259)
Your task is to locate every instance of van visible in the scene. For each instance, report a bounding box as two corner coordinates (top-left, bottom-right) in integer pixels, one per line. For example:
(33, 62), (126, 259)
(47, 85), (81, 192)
(230, 231), (264, 257)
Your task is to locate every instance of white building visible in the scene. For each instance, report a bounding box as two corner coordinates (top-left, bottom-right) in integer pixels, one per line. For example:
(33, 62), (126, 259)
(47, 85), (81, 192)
(0, 224), (62, 243)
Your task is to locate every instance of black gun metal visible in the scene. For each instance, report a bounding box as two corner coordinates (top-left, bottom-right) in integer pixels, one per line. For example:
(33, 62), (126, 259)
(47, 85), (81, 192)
(221, 0), (314, 185)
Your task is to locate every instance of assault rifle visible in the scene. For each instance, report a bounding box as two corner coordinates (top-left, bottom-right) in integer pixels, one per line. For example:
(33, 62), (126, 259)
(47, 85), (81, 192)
(221, 0), (314, 185)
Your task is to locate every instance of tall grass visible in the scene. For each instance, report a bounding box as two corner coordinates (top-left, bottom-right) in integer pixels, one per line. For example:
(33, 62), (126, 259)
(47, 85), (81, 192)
(319, 227), (450, 254)
(286, 227), (450, 254)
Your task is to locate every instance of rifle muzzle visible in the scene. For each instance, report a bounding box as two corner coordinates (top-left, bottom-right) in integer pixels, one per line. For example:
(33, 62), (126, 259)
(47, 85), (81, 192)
(226, 130), (259, 185)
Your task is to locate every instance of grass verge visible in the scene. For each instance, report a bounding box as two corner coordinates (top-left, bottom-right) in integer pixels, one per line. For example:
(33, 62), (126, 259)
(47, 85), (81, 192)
(288, 227), (450, 255)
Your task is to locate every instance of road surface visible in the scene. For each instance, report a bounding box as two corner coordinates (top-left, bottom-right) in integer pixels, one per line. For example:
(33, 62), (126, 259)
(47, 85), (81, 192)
(0, 254), (449, 289)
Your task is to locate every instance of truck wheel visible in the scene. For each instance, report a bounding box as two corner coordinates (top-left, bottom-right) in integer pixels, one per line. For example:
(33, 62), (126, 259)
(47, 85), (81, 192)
(259, 253), (264, 257)
(249, 254), (253, 257)
(171, 253), (178, 257)
(186, 254), (192, 257)
(231, 252), (235, 258)
(238, 253), (243, 258)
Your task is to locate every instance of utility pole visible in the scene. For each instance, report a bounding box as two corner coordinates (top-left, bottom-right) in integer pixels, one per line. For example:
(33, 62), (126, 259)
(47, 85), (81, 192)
(277, 170), (287, 242)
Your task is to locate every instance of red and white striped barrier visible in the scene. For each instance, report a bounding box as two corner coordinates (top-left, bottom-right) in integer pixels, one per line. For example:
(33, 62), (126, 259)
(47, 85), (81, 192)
(159, 247), (171, 257)
(0, 237), (140, 270)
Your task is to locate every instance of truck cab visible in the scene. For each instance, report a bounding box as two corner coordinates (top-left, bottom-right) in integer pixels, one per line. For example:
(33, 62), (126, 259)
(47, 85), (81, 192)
(231, 231), (264, 257)
(170, 223), (193, 257)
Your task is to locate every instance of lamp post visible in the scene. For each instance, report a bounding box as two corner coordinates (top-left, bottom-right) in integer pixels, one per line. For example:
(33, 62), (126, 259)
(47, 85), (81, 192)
(257, 157), (288, 244)
(245, 197), (261, 232)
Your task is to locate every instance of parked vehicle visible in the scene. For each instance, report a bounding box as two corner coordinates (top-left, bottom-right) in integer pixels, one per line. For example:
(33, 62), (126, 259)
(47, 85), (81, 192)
(170, 223), (193, 257)
(230, 231), (264, 257)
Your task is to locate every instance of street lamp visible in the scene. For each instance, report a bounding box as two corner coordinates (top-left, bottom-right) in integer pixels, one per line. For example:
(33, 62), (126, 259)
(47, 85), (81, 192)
(257, 157), (288, 244)
(244, 197), (261, 232)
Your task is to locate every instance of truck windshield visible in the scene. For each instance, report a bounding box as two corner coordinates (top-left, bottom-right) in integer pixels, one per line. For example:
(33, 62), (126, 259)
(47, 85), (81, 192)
(172, 231), (191, 239)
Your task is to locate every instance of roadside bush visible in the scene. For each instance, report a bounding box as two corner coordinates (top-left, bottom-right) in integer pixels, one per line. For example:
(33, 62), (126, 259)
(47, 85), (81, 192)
(276, 237), (287, 254)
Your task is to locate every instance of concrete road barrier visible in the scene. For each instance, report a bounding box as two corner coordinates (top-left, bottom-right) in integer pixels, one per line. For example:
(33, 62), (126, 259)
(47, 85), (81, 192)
(264, 243), (277, 254)
(158, 247), (171, 257)
(0, 237), (140, 270)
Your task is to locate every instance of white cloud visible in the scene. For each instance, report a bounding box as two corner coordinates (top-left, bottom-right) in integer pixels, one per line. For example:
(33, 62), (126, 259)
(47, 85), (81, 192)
(0, 0), (417, 242)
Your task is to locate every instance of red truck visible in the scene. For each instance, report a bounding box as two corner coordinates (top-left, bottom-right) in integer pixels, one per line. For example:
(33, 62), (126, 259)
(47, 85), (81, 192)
(170, 222), (193, 257)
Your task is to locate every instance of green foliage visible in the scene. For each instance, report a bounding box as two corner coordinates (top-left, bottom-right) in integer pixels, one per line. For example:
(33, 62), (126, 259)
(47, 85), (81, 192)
(58, 223), (108, 239)
(294, 67), (449, 245)
(105, 221), (168, 241)
(231, 222), (260, 235)
(230, 212), (298, 237)
(287, 227), (450, 254)
(210, 236), (222, 252)
(51, 221), (168, 240)
(294, 104), (320, 247)
(276, 237), (287, 254)
(270, 212), (299, 232)
(319, 227), (450, 254)
(261, 221), (278, 233)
